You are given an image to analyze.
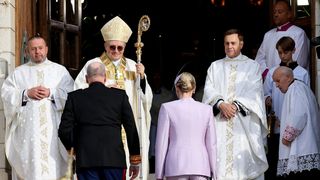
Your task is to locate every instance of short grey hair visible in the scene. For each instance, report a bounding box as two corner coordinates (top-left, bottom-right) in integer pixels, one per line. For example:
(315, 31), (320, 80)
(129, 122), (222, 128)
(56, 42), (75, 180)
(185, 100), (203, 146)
(86, 62), (106, 77)
(274, 66), (293, 78)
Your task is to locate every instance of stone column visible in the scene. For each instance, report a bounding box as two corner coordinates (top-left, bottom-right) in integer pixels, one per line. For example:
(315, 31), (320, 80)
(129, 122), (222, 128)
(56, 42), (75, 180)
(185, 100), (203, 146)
(0, 0), (15, 179)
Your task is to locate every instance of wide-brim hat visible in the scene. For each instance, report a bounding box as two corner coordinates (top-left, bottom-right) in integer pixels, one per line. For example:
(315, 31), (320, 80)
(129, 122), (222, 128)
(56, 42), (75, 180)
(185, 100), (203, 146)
(100, 16), (132, 43)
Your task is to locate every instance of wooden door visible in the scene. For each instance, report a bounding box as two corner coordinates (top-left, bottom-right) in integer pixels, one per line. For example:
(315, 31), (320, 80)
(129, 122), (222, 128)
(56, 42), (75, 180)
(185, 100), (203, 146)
(37, 0), (82, 78)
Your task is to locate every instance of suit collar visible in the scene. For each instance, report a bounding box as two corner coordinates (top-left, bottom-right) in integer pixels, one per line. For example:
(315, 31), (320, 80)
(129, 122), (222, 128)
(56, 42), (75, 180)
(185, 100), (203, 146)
(89, 81), (105, 87)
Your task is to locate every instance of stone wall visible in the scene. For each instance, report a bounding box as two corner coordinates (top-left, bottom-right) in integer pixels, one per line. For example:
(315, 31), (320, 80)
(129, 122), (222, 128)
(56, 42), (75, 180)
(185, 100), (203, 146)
(0, 0), (15, 179)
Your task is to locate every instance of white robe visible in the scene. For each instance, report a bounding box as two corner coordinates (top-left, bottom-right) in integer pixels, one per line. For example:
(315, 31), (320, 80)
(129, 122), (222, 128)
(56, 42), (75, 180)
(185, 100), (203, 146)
(277, 80), (320, 175)
(263, 65), (310, 134)
(255, 25), (310, 72)
(1, 59), (74, 180)
(202, 54), (268, 180)
(74, 57), (153, 180)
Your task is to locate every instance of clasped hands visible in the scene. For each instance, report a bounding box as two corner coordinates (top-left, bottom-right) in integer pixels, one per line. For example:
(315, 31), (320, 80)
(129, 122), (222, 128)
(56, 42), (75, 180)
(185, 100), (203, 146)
(27, 85), (50, 100)
(219, 102), (238, 119)
(282, 138), (291, 146)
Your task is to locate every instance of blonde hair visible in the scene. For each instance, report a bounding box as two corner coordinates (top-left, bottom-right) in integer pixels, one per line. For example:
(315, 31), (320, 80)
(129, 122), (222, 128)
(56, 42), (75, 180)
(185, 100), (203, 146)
(174, 72), (196, 93)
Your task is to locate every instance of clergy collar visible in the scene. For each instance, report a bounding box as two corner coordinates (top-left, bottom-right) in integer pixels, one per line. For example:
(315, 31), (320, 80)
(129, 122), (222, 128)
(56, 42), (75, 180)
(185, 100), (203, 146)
(89, 81), (105, 87)
(276, 22), (293, 32)
(288, 78), (295, 87)
(225, 53), (242, 61)
(28, 58), (49, 66)
(112, 59), (121, 66)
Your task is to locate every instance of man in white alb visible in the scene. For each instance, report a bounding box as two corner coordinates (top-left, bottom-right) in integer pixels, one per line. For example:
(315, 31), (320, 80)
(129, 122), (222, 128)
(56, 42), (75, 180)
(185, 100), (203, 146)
(202, 29), (268, 180)
(1, 35), (74, 180)
(263, 36), (310, 179)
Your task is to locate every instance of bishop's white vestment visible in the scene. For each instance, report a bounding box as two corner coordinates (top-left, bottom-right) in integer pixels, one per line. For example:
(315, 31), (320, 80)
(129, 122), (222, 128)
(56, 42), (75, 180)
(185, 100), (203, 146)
(1, 59), (74, 180)
(202, 54), (269, 180)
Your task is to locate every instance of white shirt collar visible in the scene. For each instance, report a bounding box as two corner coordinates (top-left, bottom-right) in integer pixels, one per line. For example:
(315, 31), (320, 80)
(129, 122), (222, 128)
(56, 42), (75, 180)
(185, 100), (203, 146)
(112, 59), (121, 66)
(226, 53), (242, 60)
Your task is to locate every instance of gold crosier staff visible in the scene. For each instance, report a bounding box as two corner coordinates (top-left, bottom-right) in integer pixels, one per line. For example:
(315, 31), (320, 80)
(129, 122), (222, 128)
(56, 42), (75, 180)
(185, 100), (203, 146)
(60, 147), (74, 180)
(134, 15), (150, 179)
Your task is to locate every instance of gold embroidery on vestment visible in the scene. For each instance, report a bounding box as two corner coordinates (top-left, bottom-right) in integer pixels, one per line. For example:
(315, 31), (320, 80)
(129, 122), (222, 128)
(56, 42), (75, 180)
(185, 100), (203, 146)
(39, 104), (47, 127)
(226, 129), (233, 140)
(224, 64), (237, 177)
(41, 163), (49, 175)
(40, 140), (48, 162)
(100, 52), (136, 90)
(37, 70), (44, 86)
(41, 127), (48, 138)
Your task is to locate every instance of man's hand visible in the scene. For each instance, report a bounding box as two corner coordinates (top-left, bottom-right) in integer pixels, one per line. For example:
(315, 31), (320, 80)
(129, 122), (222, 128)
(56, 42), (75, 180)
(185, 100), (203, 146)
(27, 86), (50, 100)
(282, 138), (291, 146)
(129, 165), (139, 180)
(219, 102), (237, 119)
(136, 63), (145, 79)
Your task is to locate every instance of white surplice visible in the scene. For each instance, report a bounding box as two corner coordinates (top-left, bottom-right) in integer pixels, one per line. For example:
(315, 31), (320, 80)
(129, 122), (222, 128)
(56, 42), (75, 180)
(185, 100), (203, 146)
(202, 54), (269, 180)
(74, 57), (153, 180)
(1, 59), (74, 180)
(277, 80), (320, 176)
(263, 64), (310, 134)
(255, 25), (310, 72)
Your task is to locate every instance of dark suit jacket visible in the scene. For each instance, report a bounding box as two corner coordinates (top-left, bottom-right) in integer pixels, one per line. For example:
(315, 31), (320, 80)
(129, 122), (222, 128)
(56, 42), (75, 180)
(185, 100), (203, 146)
(58, 82), (140, 169)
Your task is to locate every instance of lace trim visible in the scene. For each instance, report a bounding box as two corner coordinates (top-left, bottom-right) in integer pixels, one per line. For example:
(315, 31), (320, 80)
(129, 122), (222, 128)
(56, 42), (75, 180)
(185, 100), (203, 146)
(277, 153), (320, 175)
(283, 125), (301, 142)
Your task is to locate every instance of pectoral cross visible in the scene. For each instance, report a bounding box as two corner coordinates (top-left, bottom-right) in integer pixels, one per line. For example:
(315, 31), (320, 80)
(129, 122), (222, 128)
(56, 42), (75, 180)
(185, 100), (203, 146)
(115, 68), (123, 80)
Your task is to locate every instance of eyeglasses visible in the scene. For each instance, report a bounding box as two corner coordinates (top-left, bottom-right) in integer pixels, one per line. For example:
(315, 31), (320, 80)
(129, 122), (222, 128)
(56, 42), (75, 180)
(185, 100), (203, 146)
(109, 45), (124, 52)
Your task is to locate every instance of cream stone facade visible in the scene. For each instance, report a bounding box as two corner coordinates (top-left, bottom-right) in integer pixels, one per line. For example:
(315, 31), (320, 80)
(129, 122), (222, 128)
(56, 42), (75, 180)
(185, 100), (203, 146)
(0, 0), (14, 179)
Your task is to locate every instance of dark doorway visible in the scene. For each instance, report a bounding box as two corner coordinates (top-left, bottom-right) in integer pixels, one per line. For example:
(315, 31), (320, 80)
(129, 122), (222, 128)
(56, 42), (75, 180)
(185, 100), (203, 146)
(81, 0), (270, 91)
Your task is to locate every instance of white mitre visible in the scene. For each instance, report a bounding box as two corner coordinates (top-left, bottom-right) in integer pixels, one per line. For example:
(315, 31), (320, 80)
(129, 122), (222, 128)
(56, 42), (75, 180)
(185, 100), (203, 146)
(100, 16), (132, 43)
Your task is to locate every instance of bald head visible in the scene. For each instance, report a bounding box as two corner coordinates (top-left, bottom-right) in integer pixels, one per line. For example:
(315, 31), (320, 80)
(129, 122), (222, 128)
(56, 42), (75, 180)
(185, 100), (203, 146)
(86, 62), (106, 84)
(272, 66), (294, 93)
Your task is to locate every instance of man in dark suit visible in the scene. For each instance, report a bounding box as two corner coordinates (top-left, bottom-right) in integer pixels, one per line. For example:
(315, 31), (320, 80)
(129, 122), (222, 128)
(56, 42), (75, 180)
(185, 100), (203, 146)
(58, 62), (141, 180)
